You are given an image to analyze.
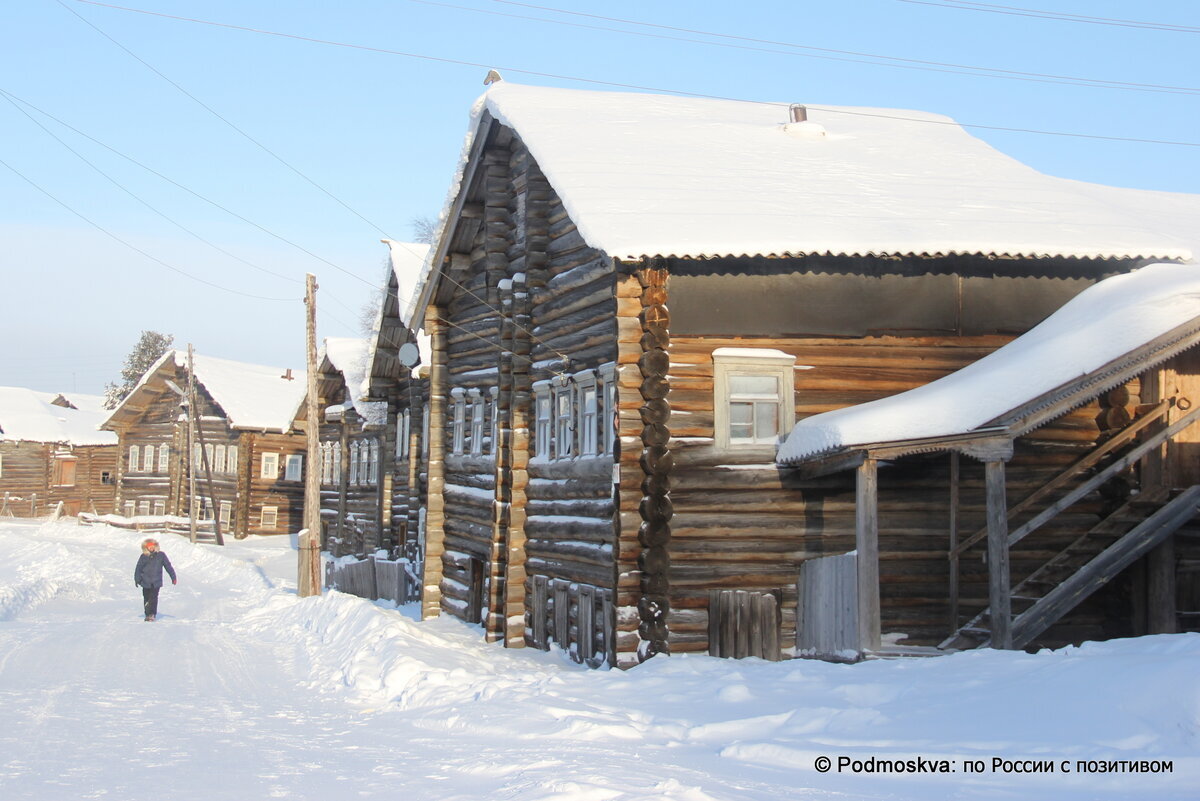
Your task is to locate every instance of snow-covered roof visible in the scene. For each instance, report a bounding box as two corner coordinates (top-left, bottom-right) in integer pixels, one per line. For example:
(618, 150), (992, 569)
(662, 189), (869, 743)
(103, 351), (307, 434)
(322, 338), (387, 426)
(383, 240), (431, 326)
(778, 263), (1200, 465)
(0, 387), (117, 446)
(458, 84), (1189, 263)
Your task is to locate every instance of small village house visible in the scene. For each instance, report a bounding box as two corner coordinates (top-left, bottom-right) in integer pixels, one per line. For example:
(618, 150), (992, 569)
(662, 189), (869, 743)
(101, 351), (308, 537)
(383, 82), (1199, 669)
(0, 387), (118, 517)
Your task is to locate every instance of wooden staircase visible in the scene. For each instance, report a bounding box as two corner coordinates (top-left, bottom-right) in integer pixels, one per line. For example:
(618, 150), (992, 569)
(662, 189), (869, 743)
(940, 485), (1200, 651)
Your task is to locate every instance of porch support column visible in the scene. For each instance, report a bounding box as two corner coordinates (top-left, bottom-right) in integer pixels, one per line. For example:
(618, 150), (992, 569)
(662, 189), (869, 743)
(421, 304), (449, 620)
(1147, 537), (1178, 634)
(984, 458), (1013, 649)
(856, 458), (881, 653)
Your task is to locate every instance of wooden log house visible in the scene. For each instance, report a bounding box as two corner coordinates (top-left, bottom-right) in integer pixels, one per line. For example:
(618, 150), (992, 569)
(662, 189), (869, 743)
(0, 387), (117, 517)
(101, 351), (309, 537)
(399, 82), (1194, 668)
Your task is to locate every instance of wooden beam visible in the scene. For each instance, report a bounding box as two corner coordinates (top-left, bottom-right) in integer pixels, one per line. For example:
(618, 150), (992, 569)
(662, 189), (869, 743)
(1147, 536), (1178, 634)
(948, 451), (960, 636)
(985, 459), (1012, 650)
(855, 458), (881, 653)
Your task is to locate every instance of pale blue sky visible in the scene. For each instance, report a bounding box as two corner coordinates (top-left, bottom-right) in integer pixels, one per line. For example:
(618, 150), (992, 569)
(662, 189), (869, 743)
(2, 0), (1197, 395)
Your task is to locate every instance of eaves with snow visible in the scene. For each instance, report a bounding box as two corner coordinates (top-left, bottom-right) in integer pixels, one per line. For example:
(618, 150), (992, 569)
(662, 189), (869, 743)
(321, 337), (387, 428)
(408, 83), (1192, 326)
(777, 262), (1200, 467)
(102, 351), (308, 434)
(0, 386), (118, 447)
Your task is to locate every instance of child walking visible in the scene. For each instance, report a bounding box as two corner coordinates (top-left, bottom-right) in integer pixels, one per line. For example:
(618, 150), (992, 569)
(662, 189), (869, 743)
(134, 538), (177, 621)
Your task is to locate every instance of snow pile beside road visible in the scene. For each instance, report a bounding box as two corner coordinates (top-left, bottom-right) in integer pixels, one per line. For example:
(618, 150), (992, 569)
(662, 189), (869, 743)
(1, 519), (1197, 800)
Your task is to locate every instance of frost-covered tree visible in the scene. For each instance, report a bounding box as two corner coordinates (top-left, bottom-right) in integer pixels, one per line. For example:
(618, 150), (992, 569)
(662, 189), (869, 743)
(104, 330), (174, 409)
(411, 215), (438, 245)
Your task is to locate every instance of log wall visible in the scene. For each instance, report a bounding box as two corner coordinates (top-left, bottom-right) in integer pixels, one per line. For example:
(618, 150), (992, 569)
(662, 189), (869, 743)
(0, 441), (117, 517)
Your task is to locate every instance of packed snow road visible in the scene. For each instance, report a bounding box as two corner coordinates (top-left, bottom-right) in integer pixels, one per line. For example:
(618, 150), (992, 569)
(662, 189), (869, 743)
(0, 519), (1196, 800)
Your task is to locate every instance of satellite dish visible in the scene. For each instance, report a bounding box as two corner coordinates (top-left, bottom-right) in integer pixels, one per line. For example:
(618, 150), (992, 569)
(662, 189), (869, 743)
(398, 342), (421, 368)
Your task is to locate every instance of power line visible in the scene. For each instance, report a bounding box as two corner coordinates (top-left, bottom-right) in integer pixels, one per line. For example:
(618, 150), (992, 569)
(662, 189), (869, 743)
(0, 90), (303, 287)
(477, 0), (1200, 95)
(56, 0), (398, 240)
(70, 0), (1200, 147)
(0, 155), (295, 302)
(0, 89), (384, 300)
(894, 0), (1200, 33)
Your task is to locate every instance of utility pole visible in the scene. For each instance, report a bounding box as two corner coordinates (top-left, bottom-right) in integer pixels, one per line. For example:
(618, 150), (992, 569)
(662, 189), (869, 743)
(187, 344), (198, 545)
(299, 273), (323, 597)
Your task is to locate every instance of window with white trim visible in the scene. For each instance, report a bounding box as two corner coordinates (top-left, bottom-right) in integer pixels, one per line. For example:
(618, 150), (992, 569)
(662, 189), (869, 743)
(396, 410), (410, 461)
(260, 452), (279, 479)
(137, 500), (151, 517)
(128, 445), (140, 473)
(320, 442), (333, 484)
(367, 440), (379, 485)
(349, 441), (360, 485)
(450, 388), (466, 455)
(422, 405), (430, 458)
(260, 506), (278, 529)
(469, 389), (485, 456)
(554, 379), (573, 459)
(332, 444), (342, 484)
(124, 500), (135, 518)
(158, 443), (170, 472)
(192, 443), (201, 470)
(227, 445), (238, 475)
(712, 349), (797, 450)
(533, 381), (552, 459)
(202, 497), (214, 521)
(489, 387), (499, 456)
(599, 362), (617, 457)
(204, 444), (214, 473)
(213, 444), (226, 474)
(219, 500), (232, 527)
(152, 500), (166, 516)
(576, 370), (598, 457)
(285, 453), (303, 482)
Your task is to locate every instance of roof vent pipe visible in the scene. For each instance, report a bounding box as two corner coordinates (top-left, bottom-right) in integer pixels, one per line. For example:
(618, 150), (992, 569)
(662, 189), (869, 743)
(789, 104), (808, 123)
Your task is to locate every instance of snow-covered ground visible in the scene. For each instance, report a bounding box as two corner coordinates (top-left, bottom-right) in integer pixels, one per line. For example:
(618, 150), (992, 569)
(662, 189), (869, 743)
(0, 519), (1195, 800)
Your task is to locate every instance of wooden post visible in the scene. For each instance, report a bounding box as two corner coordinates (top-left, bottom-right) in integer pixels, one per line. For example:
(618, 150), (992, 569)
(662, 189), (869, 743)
(985, 458), (1012, 649)
(1147, 537), (1177, 634)
(856, 458), (881, 653)
(948, 451), (960, 636)
(192, 405), (224, 546)
(299, 273), (322, 597)
(421, 305), (449, 619)
(186, 345), (198, 545)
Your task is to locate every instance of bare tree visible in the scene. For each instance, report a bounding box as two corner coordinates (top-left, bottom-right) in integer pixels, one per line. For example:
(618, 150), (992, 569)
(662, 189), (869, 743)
(411, 215), (439, 245)
(104, 331), (174, 408)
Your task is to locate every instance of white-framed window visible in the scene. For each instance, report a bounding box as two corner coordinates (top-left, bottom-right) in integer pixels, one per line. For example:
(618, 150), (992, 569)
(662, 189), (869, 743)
(124, 500), (135, 518)
(450, 388), (466, 455)
(285, 453), (303, 482)
(489, 387), (500, 456)
(227, 445), (238, 475)
(349, 441), (360, 485)
(219, 500), (232, 526)
(533, 381), (552, 458)
(137, 500), (151, 517)
(192, 443), (201, 470)
(320, 442), (333, 484)
(260, 506), (278, 529)
(260, 452), (279, 479)
(333, 444), (342, 485)
(576, 370), (598, 457)
(152, 500), (166, 516)
(469, 389), (485, 456)
(204, 443), (215, 473)
(128, 445), (140, 473)
(599, 362), (617, 457)
(554, 379), (573, 459)
(712, 348), (797, 450)
(203, 497), (214, 521)
(368, 440), (379, 484)
(396, 410), (411, 461)
(157, 443), (170, 472)
(422, 405), (430, 458)
(213, 444), (226, 474)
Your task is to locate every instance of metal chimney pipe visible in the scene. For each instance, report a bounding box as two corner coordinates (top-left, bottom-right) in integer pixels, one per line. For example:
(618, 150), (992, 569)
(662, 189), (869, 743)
(790, 104), (808, 123)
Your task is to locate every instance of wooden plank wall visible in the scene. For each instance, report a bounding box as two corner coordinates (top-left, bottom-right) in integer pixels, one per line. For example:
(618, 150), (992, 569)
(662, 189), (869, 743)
(665, 333), (1109, 653)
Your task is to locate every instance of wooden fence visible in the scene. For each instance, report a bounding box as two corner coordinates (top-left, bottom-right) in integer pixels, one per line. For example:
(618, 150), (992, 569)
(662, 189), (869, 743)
(325, 555), (421, 604)
(78, 513), (217, 541)
(795, 552), (860, 661)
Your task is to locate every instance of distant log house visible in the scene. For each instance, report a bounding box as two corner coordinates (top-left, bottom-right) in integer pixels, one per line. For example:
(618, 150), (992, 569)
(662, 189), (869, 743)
(0, 388), (117, 517)
(389, 82), (1199, 668)
(101, 351), (309, 537)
